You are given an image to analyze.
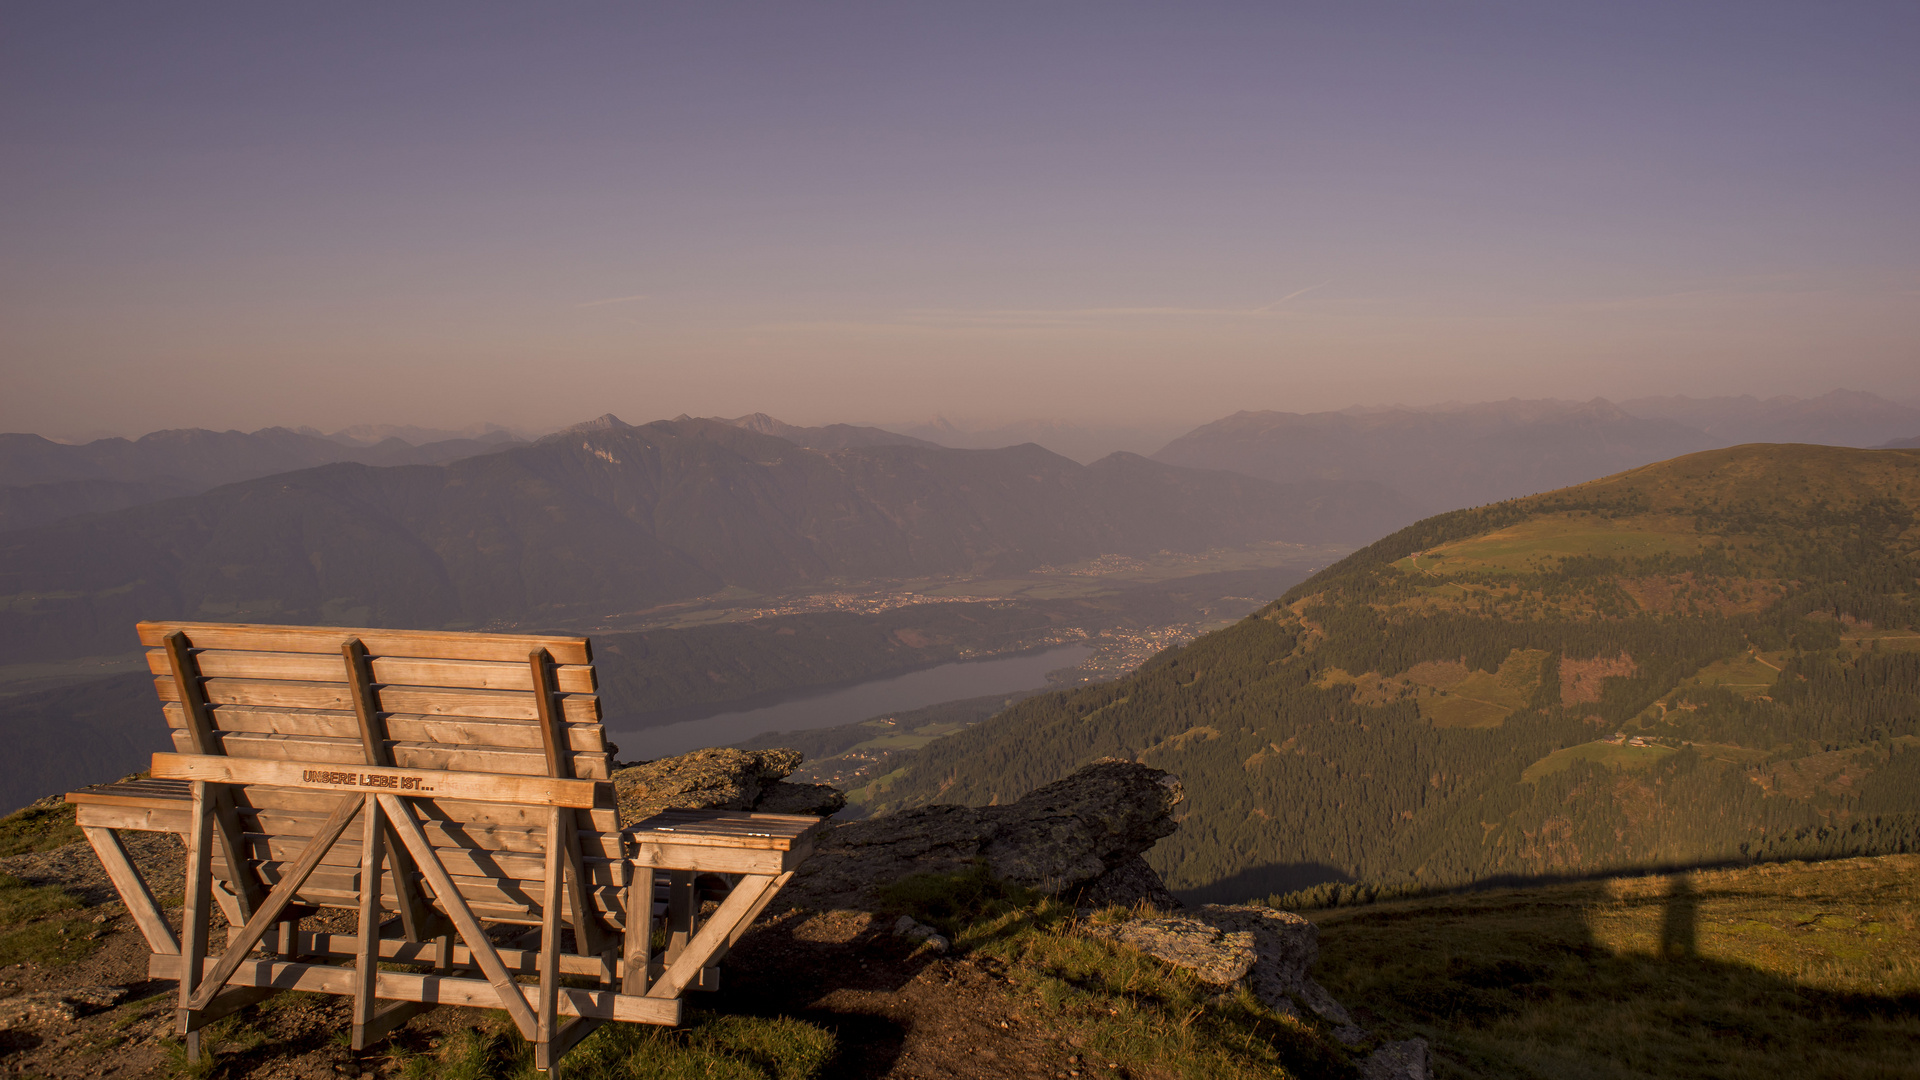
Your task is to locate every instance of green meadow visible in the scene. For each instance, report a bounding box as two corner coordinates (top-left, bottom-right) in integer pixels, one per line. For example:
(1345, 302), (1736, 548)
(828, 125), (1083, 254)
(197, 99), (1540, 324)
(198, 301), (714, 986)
(1394, 513), (1703, 578)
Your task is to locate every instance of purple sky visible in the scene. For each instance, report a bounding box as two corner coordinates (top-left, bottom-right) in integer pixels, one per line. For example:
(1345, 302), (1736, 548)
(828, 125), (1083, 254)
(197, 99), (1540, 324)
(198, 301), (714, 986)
(4, 2), (1917, 439)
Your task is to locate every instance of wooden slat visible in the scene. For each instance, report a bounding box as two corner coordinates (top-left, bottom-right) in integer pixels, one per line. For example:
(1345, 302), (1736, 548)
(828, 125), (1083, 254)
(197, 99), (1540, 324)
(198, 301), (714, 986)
(147, 649), (595, 693)
(298, 932), (622, 978)
(627, 811), (823, 849)
(75, 803), (193, 834)
(162, 702), (609, 753)
(151, 753), (601, 808)
(229, 787), (619, 832)
(138, 622), (592, 666)
(242, 860), (626, 916)
(147, 954), (679, 1026)
(167, 730), (611, 780)
(629, 842), (799, 876)
(156, 677), (601, 723)
(238, 834), (629, 888)
(242, 807), (624, 859)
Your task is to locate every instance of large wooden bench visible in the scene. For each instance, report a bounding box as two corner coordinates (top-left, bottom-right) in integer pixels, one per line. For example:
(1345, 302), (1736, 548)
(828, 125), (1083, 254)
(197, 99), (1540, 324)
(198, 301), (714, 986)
(66, 621), (825, 1075)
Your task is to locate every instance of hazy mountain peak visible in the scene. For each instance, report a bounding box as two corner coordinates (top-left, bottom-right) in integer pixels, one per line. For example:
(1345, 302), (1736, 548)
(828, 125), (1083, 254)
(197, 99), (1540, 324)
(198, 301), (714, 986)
(566, 413), (632, 433)
(705, 413), (942, 451)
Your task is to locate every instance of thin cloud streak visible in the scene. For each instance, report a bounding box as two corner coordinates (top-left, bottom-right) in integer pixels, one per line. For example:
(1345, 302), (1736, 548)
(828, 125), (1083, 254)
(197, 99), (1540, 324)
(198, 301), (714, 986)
(892, 290), (1334, 328)
(575, 293), (652, 308)
(1256, 282), (1329, 310)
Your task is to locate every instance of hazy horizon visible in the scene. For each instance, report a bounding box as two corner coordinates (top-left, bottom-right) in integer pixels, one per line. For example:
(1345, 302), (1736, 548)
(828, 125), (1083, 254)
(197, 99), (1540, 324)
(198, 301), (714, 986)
(17, 387), (1920, 453)
(5, 3), (1917, 440)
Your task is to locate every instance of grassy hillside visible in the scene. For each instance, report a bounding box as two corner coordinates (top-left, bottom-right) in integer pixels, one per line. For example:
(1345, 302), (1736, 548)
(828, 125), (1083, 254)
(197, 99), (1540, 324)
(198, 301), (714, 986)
(865, 444), (1920, 900)
(1312, 853), (1920, 1079)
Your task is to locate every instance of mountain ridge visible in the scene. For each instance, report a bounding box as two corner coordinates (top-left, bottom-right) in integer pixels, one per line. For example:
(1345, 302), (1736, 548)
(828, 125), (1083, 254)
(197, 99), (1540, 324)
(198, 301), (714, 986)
(0, 417), (1411, 664)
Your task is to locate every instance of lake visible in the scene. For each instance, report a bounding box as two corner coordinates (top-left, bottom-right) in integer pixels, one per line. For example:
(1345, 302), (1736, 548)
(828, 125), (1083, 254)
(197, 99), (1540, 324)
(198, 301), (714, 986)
(610, 644), (1092, 760)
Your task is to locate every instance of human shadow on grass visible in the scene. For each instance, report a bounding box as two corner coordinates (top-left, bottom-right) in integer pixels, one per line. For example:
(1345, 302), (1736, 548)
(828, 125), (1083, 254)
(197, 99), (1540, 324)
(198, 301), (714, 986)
(1311, 866), (1920, 1080)
(702, 910), (939, 1079)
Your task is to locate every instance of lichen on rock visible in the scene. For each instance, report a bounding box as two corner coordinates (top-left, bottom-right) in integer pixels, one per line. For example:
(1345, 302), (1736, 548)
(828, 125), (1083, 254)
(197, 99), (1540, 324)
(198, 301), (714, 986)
(611, 747), (845, 820)
(782, 761), (1184, 911)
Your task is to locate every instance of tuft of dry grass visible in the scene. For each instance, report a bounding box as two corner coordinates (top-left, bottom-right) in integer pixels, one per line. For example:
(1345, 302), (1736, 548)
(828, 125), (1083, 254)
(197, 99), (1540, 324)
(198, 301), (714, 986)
(1311, 854), (1920, 1079)
(957, 898), (1358, 1080)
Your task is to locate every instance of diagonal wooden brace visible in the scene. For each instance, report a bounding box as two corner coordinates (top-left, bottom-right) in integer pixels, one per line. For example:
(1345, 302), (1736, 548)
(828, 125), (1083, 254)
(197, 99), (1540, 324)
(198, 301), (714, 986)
(377, 792), (539, 1039)
(646, 873), (782, 1000)
(188, 793), (363, 1011)
(81, 826), (178, 956)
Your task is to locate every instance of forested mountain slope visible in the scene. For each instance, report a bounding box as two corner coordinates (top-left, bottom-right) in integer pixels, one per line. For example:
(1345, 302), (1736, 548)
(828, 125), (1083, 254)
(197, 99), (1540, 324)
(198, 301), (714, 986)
(866, 444), (1920, 901)
(0, 417), (1408, 663)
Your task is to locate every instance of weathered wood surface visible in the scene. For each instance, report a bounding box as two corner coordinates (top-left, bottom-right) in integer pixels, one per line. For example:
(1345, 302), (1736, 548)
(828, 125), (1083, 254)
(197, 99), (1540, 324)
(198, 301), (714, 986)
(82, 826), (179, 955)
(87, 621), (824, 1073)
(626, 808), (826, 848)
(147, 955), (680, 1025)
(151, 753), (601, 808)
(160, 703), (608, 753)
(137, 622), (592, 666)
(145, 648), (596, 693)
(297, 931), (619, 980)
(165, 727), (612, 779)
(154, 676), (603, 724)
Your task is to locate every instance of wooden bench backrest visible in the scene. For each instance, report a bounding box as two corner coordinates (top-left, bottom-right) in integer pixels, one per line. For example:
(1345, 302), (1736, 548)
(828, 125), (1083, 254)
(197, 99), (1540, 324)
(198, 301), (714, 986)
(138, 621), (627, 927)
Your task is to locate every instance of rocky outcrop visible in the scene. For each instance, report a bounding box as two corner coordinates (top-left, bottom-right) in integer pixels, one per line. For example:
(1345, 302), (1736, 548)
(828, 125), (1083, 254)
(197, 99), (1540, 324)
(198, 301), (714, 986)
(1083, 905), (1339, 1020)
(1362, 1039), (1432, 1080)
(782, 761), (1184, 911)
(611, 748), (846, 820)
(1082, 902), (1431, 1073)
(1082, 914), (1258, 985)
(1074, 853), (1184, 910)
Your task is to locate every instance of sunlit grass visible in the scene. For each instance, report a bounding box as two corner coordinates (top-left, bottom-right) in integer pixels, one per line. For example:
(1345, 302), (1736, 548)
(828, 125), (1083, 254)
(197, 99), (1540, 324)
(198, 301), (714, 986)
(1312, 854), (1920, 1079)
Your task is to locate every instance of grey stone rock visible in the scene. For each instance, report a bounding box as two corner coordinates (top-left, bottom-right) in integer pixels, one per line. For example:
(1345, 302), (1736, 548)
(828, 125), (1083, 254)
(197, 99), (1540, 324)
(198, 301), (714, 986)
(1362, 1038), (1431, 1080)
(1196, 904), (1352, 1024)
(1075, 853), (1184, 910)
(64, 985), (127, 1010)
(612, 748), (843, 820)
(0, 992), (78, 1029)
(1086, 902), (1363, 1029)
(1082, 915), (1258, 985)
(890, 915), (951, 953)
(753, 780), (848, 816)
(782, 762), (1183, 910)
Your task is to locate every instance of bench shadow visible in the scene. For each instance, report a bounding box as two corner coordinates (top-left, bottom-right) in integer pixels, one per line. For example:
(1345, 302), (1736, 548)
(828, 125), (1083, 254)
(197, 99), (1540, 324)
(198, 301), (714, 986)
(1173, 861), (1353, 906)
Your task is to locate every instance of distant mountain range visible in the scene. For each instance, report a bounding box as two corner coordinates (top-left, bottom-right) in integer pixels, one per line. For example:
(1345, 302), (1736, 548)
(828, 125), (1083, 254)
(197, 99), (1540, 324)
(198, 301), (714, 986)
(0, 426), (524, 531)
(882, 417), (1192, 464)
(707, 413), (942, 451)
(1616, 390), (1920, 446)
(0, 415), (1412, 664)
(1153, 391), (1920, 517)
